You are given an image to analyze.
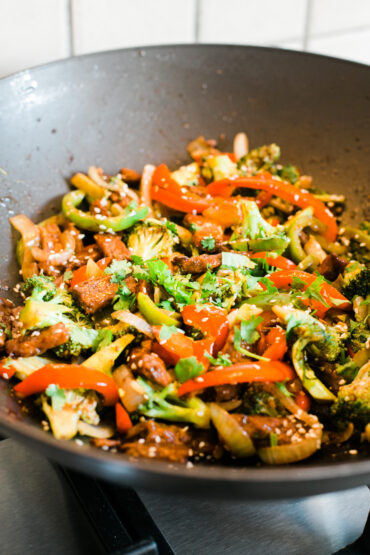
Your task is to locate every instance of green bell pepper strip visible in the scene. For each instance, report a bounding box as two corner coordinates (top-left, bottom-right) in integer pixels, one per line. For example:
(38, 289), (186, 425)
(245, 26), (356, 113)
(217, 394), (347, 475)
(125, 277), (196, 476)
(137, 293), (180, 327)
(285, 207), (314, 263)
(229, 236), (289, 254)
(292, 337), (336, 401)
(343, 226), (370, 249)
(62, 190), (148, 232)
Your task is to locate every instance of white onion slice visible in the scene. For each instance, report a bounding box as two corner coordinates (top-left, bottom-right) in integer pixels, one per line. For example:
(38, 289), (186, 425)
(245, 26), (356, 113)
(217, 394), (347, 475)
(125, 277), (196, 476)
(77, 421), (114, 439)
(140, 164), (155, 215)
(113, 310), (154, 337)
(233, 132), (249, 160)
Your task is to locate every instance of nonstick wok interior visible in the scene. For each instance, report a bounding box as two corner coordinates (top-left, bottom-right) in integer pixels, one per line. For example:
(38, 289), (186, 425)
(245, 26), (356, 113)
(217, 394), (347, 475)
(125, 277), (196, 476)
(0, 45), (369, 498)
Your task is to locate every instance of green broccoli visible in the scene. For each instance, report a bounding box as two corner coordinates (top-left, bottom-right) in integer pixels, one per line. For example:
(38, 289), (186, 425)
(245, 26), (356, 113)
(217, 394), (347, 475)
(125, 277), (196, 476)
(343, 223), (370, 265)
(341, 261), (370, 300)
(276, 164), (299, 184)
(243, 384), (287, 417)
(349, 319), (369, 353)
(273, 306), (342, 401)
(230, 200), (289, 254)
(127, 218), (177, 260)
(331, 362), (370, 428)
(19, 286), (98, 357)
(137, 379), (210, 428)
(21, 275), (57, 301)
(206, 155), (238, 181)
(237, 143), (280, 174)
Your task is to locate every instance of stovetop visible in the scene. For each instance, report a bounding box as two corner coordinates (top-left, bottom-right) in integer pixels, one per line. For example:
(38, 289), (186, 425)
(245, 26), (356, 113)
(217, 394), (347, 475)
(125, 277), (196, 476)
(0, 439), (368, 554)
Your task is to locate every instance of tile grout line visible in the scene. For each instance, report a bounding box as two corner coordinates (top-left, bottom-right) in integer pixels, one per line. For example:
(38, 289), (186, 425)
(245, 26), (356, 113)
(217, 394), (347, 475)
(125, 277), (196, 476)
(194, 0), (201, 43)
(303, 0), (313, 51)
(67, 0), (74, 57)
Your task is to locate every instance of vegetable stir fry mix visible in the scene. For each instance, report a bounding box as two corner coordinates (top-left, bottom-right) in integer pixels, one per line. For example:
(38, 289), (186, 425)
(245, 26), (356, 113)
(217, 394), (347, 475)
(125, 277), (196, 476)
(2, 133), (369, 465)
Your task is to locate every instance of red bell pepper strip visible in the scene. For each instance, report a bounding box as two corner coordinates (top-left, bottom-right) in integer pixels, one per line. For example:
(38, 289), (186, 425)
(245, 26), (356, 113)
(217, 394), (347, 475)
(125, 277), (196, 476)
(151, 164), (212, 213)
(250, 252), (297, 270)
(262, 327), (287, 361)
(265, 269), (351, 315)
(115, 403), (132, 433)
(178, 361), (295, 396)
(181, 304), (229, 353)
(14, 364), (119, 406)
(0, 359), (16, 380)
(295, 390), (311, 412)
(70, 257), (111, 288)
(206, 174), (338, 241)
(152, 327), (214, 368)
(202, 196), (243, 227)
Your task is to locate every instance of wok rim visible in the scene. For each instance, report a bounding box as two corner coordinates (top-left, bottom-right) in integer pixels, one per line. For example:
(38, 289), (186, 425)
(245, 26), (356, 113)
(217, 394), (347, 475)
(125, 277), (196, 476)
(0, 44), (369, 496)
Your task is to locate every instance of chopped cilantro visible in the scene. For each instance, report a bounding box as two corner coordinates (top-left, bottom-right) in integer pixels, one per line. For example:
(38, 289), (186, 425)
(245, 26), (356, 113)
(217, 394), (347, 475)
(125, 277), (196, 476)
(165, 221), (178, 235)
(174, 356), (204, 383)
(105, 259), (132, 284)
(285, 313), (303, 340)
(145, 259), (198, 306)
(258, 277), (279, 294)
(45, 384), (67, 411)
(201, 237), (216, 251)
(205, 352), (232, 367)
(158, 300), (174, 311)
(189, 223), (200, 233)
(159, 324), (183, 341)
(113, 282), (135, 310)
(300, 276), (329, 307)
(239, 316), (263, 344)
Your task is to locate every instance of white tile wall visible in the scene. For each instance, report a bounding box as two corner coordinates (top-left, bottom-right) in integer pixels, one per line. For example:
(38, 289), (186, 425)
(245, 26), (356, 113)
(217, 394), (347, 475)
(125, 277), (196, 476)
(198, 0), (307, 45)
(71, 0), (197, 55)
(0, 0), (70, 78)
(1, 0), (369, 78)
(308, 27), (370, 65)
(310, 0), (370, 35)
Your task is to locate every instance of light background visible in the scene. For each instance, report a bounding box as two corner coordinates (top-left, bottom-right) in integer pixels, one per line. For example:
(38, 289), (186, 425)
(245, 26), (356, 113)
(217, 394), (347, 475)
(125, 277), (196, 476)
(1, 0), (370, 78)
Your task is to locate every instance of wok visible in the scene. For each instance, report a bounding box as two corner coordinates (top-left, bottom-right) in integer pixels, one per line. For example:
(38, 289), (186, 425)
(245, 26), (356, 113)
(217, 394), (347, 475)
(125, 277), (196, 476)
(0, 45), (369, 499)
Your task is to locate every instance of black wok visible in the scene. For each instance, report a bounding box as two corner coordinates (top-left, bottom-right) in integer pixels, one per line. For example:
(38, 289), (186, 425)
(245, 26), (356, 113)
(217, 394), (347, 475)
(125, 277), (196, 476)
(0, 45), (369, 499)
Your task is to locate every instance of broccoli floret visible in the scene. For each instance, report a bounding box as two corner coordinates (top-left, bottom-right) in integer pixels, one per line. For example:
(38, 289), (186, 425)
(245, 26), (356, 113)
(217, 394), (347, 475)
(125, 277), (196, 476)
(127, 218), (177, 260)
(341, 261), (370, 300)
(137, 379), (210, 428)
(277, 164), (299, 184)
(243, 384), (287, 417)
(349, 319), (370, 353)
(21, 275), (57, 301)
(331, 362), (370, 428)
(230, 200), (289, 254)
(237, 143), (280, 174)
(19, 294), (98, 358)
(206, 155), (238, 181)
(344, 224), (370, 265)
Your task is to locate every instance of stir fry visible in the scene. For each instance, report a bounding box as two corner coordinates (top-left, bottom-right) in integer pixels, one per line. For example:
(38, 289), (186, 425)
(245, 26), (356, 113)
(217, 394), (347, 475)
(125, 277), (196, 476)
(1, 133), (369, 465)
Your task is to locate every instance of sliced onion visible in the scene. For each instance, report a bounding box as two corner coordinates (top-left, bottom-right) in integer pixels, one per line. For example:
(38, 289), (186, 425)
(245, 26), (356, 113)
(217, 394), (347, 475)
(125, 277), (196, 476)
(10, 214), (40, 246)
(61, 229), (76, 252)
(210, 403), (256, 458)
(77, 421), (114, 439)
(258, 436), (321, 464)
(304, 234), (326, 264)
(86, 258), (103, 279)
(265, 383), (316, 427)
(140, 164), (155, 215)
(113, 365), (148, 412)
(112, 310), (153, 337)
(88, 166), (109, 187)
(322, 423), (354, 445)
(233, 132), (249, 160)
(88, 167), (139, 204)
(31, 246), (73, 265)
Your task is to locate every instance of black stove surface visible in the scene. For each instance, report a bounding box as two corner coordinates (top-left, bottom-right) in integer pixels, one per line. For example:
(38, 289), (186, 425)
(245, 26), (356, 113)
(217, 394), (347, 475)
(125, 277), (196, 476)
(0, 439), (369, 554)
